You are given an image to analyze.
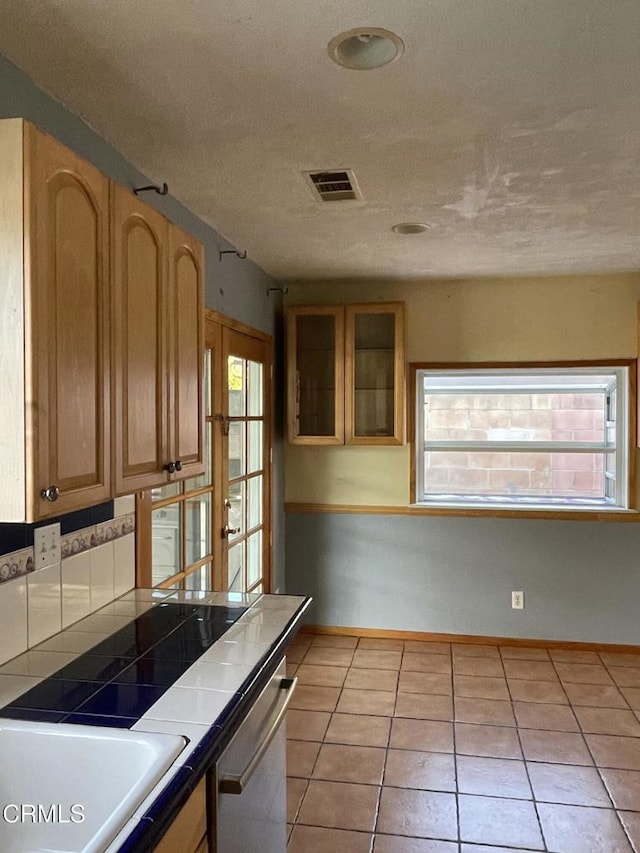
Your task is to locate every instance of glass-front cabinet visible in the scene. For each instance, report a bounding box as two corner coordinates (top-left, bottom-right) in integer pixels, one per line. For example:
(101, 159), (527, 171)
(287, 302), (405, 445)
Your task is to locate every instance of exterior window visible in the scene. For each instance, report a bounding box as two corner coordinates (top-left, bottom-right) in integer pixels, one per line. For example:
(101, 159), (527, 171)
(414, 364), (632, 510)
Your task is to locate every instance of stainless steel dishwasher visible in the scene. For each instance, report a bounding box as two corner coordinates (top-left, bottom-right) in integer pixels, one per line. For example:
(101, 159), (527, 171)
(211, 659), (296, 853)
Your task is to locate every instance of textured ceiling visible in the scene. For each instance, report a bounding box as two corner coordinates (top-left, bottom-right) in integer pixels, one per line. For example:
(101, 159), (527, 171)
(1, 0), (640, 281)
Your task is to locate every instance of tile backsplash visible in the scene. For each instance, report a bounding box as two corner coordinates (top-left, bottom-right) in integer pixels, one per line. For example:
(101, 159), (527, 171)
(0, 495), (136, 665)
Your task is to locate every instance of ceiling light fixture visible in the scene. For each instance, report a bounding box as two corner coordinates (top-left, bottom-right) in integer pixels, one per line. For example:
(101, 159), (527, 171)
(392, 222), (431, 235)
(328, 27), (404, 70)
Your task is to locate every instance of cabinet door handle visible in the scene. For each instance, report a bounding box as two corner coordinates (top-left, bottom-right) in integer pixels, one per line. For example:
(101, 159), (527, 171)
(218, 677), (297, 796)
(163, 461), (176, 474)
(174, 459), (183, 472)
(40, 485), (60, 502)
(223, 524), (241, 538)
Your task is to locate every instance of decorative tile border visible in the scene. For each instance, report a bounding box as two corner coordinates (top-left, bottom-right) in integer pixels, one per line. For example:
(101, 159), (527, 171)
(0, 547), (34, 584)
(60, 513), (135, 559)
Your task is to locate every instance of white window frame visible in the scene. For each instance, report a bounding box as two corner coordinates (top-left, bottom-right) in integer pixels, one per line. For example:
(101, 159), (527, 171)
(414, 363), (632, 512)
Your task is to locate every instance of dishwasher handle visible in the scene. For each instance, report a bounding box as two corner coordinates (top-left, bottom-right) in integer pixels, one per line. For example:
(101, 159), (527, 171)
(218, 676), (298, 796)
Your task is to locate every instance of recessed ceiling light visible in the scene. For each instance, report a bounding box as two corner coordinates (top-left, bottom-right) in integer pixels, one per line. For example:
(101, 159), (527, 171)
(328, 28), (404, 71)
(392, 222), (431, 235)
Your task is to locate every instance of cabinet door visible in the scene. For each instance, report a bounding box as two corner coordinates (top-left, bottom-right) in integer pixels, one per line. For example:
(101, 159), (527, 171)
(345, 303), (405, 445)
(28, 124), (111, 519)
(286, 306), (344, 444)
(112, 184), (169, 493)
(167, 225), (205, 479)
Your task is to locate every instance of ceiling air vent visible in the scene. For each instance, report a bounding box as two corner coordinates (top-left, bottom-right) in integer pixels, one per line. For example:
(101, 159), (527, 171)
(304, 169), (361, 202)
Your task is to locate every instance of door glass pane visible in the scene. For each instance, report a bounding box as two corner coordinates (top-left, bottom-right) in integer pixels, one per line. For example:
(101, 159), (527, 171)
(247, 531), (262, 588)
(296, 314), (336, 437)
(228, 543), (244, 592)
(185, 563), (211, 591)
(186, 422), (212, 491)
(248, 360), (263, 416)
(248, 475), (263, 530)
(151, 504), (181, 584)
(354, 312), (395, 437)
(228, 480), (245, 542)
(185, 492), (211, 565)
(152, 482), (182, 502)
(228, 356), (246, 416)
(248, 421), (263, 473)
(228, 422), (245, 480)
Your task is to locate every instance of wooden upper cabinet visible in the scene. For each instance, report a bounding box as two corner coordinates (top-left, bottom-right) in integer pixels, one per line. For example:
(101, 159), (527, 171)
(287, 302), (405, 446)
(168, 225), (205, 479)
(0, 119), (111, 521)
(112, 188), (205, 493)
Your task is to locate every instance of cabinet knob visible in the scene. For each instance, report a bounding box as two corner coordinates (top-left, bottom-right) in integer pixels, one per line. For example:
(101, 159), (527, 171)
(40, 485), (60, 502)
(174, 460), (183, 472)
(163, 461), (177, 474)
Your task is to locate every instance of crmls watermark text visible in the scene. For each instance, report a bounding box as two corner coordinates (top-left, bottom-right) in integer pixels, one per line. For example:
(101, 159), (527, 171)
(2, 804), (85, 823)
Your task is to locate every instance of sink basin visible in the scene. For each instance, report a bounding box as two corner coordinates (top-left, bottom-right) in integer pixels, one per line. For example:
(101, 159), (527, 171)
(0, 719), (186, 852)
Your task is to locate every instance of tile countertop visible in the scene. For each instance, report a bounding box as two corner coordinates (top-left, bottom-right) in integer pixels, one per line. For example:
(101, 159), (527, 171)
(0, 588), (312, 852)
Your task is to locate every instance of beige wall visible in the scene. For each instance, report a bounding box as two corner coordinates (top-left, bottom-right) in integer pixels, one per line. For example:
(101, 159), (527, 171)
(284, 273), (640, 506)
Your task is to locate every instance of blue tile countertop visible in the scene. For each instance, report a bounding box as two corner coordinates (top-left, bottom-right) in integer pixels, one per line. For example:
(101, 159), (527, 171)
(0, 588), (311, 852)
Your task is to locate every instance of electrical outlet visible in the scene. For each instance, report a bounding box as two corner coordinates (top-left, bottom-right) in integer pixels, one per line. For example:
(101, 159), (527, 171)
(34, 523), (61, 569)
(512, 590), (524, 610)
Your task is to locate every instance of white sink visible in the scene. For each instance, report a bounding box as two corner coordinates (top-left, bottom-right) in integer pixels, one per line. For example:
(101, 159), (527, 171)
(0, 719), (186, 852)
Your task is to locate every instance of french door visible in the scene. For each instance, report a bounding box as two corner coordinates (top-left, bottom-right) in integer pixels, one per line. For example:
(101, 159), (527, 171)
(136, 311), (272, 593)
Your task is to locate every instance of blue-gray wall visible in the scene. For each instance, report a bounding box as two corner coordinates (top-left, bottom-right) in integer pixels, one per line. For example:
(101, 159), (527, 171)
(0, 54), (286, 589)
(286, 512), (640, 645)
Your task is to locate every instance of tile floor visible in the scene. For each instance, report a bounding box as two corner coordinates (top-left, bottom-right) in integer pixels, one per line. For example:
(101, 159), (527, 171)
(285, 633), (640, 853)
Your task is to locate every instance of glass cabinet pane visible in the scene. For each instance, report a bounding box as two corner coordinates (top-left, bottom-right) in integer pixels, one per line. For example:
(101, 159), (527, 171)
(295, 314), (337, 437)
(151, 504), (181, 585)
(353, 312), (395, 437)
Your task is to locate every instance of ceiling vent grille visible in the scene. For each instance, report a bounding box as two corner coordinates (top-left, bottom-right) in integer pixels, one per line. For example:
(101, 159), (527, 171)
(305, 169), (361, 202)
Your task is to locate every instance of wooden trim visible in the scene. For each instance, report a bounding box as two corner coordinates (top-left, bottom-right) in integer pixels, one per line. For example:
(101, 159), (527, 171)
(135, 490), (152, 587)
(205, 307), (271, 343)
(299, 624), (640, 654)
(411, 359), (636, 370)
(284, 501), (640, 522)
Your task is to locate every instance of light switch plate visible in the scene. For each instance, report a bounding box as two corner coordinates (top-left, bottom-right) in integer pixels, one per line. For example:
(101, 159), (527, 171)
(34, 522), (61, 569)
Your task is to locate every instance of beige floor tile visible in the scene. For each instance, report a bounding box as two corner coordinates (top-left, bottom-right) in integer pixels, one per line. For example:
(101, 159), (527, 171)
(336, 688), (396, 717)
(600, 653), (640, 668)
(286, 663), (299, 677)
(402, 653), (452, 674)
(555, 662), (614, 685)
(287, 777), (308, 823)
(288, 825), (373, 853)
(375, 836), (458, 853)
(512, 701), (579, 732)
(586, 734), (640, 770)
(399, 671), (452, 696)
(289, 684), (341, 712)
(286, 646), (308, 664)
(289, 634), (313, 649)
(389, 718), (454, 753)
(344, 667), (399, 692)
(297, 779), (380, 832)
(352, 649), (403, 670)
(302, 647), (355, 667)
(502, 659), (558, 681)
(394, 692), (453, 722)
(500, 646), (550, 661)
(325, 712), (391, 747)
(455, 723), (522, 759)
(287, 822), (293, 842)
(404, 641), (451, 655)
(458, 794), (544, 849)
(452, 644), (501, 659)
(575, 706), (640, 737)
(507, 678), (568, 704)
(520, 729), (593, 765)
(457, 755), (532, 799)
(454, 696), (516, 726)
(454, 675), (509, 700)
(621, 687), (640, 710)
(609, 667), (640, 688)
(312, 742), (386, 785)
(295, 663), (348, 687)
(527, 762), (611, 806)
(384, 748), (456, 792)
(598, 767), (640, 810)
(287, 739), (321, 778)
(358, 638), (405, 651)
(563, 682), (629, 708)
(537, 802), (632, 853)
(453, 657), (504, 678)
(287, 709), (331, 741)
(550, 649), (601, 664)
(460, 845), (540, 853)
(619, 811), (640, 850)
(376, 787), (457, 840)
(311, 634), (359, 649)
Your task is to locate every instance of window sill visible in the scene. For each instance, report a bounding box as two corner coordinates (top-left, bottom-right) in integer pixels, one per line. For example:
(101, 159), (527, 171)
(285, 502), (640, 522)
